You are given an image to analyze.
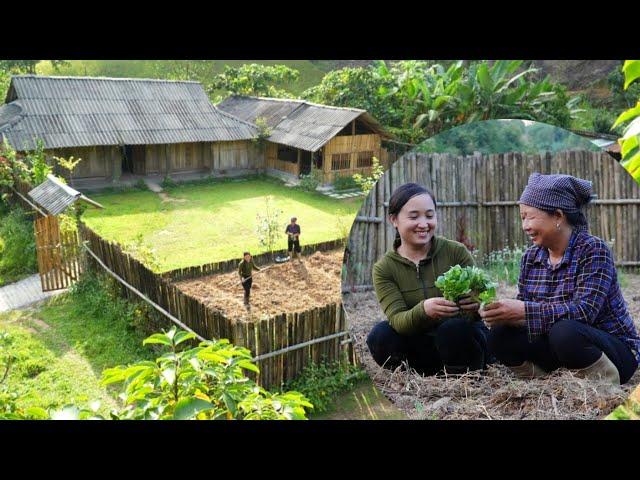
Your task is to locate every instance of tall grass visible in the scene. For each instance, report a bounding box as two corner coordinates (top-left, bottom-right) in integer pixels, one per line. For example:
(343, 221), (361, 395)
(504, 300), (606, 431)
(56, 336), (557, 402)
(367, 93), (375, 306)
(0, 205), (37, 286)
(480, 246), (526, 286)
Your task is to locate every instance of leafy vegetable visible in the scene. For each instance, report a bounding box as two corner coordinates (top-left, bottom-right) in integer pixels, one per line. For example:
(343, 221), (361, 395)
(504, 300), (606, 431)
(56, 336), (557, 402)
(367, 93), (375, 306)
(435, 265), (497, 308)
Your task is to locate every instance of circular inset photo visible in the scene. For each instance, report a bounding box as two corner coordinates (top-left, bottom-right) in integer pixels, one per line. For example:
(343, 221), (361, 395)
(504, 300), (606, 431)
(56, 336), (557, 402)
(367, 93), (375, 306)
(342, 119), (640, 420)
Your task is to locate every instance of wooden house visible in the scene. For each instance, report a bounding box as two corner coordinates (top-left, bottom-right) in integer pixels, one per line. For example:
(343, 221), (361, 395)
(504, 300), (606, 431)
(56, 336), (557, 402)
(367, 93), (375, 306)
(0, 76), (392, 187)
(217, 95), (392, 183)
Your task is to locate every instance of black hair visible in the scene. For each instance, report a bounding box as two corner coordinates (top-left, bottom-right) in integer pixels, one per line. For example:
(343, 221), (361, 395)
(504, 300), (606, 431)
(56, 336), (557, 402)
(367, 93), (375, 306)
(388, 183), (437, 249)
(243, 251), (251, 257)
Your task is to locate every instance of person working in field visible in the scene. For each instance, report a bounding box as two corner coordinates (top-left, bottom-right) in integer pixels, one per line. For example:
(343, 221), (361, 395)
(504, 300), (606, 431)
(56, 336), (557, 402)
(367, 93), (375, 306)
(238, 251), (261, 308)
(285, 217), (302, 261)
(481, 173), (640, 385)
(367, 183), (492, 376)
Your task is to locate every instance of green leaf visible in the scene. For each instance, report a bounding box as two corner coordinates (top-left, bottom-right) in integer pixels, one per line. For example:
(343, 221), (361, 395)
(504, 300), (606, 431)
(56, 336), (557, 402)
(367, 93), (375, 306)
(476, 64), (493, 92)
(623, 116), (640, 140)
(237, 359), (260, 373)
(143, 333), (173, 346)
(612, 101), (640, 130)
(174, 330), (196, 346)
(25, 407), (49, 419)
(173, 397), (215, 420)
(623, 60), (640, 90)
(161, 367), (176, 385)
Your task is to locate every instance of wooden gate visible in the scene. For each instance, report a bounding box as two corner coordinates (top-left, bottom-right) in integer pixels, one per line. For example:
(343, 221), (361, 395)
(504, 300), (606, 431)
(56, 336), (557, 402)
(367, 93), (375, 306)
(34, 215), (82, 291)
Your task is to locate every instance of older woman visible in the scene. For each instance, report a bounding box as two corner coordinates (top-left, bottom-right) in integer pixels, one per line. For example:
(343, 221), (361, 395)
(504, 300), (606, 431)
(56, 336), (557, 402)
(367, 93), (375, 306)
(481, 173), (640, 385)
(366, 183), (492, 376)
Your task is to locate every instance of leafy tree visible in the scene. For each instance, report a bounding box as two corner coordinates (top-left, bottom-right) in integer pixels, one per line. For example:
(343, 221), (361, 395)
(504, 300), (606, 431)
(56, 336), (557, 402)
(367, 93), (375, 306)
(255, 195), (283, 260)
(209, 64), (300, 98)
(613, 60), (640, 183)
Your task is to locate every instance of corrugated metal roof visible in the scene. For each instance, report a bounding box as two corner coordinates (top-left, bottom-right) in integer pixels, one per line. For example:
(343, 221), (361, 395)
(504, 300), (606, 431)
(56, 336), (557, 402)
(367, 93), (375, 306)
(0, 76), (257, 151)
(217, 95), (390, 152)
(28, 174), (104, 215)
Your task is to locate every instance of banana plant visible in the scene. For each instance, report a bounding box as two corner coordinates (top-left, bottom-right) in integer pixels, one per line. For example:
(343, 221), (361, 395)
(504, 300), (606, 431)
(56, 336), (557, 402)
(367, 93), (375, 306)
(612, 60), (640, 183)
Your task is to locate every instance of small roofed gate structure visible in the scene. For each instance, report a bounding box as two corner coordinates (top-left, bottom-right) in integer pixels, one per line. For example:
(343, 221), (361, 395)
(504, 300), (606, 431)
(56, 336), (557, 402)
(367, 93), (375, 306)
(28, 175), (103, 291)
(216, 96), (393, 184)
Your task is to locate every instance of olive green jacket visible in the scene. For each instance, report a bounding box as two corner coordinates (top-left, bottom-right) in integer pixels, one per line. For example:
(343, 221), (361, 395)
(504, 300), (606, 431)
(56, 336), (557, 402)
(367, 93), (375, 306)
(238, 259), (260, 279)
(372, 236), (477, 336)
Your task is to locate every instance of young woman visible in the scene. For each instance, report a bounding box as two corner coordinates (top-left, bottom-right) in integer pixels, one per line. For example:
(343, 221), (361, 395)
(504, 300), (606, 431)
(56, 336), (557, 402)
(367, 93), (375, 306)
(238, 251), (261, 307)
(367, 183), (492, 375)
(480, 173), (640, 385)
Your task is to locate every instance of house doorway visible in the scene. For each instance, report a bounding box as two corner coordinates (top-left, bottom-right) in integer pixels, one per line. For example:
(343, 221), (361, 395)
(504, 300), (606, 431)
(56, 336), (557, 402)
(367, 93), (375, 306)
(122, 145), (146, 175)
(300, 150), (312, 175)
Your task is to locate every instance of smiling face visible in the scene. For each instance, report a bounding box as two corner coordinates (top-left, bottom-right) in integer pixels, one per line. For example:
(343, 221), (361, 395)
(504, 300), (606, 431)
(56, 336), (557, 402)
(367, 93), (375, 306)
(391, 193), (437, 249)
(519, 204), (565, 248)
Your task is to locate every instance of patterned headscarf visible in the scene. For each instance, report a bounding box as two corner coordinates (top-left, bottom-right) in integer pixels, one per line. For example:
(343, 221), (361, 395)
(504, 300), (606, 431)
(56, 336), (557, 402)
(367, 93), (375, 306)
(518, 173), (596, 232)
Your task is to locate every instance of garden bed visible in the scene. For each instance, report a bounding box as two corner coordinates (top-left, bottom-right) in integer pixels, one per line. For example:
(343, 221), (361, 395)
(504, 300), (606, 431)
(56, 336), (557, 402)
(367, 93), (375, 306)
(174, 249), (343, 319)
(343, 276), (640, 420)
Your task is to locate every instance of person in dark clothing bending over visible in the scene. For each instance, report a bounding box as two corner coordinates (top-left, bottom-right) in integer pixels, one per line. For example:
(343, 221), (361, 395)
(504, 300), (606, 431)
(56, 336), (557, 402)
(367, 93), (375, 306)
(285, 217), (302, 261)
(238, 252), (261, 307)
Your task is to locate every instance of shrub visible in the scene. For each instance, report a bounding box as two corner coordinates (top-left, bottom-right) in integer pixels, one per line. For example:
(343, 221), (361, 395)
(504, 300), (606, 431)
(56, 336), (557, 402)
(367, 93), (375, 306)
(161, 175), (177, 189)
(0, 206), (37, 286)
(332, 173), (359, 192)
(284, 360), (368, 414)
(134, 178), (148, 191)
(298, 166), (323, 192)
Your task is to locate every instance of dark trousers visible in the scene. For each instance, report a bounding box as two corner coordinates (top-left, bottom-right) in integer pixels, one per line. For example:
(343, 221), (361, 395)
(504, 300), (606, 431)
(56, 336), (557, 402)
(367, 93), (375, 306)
(488, 320), (639, 384)
(288, 238), (301, 253)
(242, 277), (252, 303)
(366, 316), (493, 376)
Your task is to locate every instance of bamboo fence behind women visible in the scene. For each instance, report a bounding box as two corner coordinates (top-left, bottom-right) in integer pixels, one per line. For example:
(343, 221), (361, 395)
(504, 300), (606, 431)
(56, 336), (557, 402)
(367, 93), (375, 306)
(344, 150), (640, 288)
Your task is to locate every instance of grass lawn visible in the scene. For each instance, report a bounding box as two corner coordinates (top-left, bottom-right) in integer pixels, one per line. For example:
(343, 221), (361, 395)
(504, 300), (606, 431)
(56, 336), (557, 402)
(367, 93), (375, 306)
(0, 280), (154, 416)
(82, 177), (361, 272)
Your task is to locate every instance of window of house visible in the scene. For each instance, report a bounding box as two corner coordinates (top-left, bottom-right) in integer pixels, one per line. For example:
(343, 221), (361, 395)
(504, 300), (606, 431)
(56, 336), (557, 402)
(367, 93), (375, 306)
(277, 145), (298, 163)
(356, 150), (374, 168)
(331, 153), (351, 171)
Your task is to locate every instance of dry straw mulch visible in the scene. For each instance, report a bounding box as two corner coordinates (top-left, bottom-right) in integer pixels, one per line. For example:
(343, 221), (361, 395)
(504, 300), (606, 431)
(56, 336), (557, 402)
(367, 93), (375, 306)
(343, 276), (640, 420)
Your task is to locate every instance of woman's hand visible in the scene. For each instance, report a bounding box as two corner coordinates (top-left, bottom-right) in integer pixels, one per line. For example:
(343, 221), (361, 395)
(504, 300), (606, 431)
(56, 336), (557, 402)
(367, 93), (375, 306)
(423, 297), (460, 319)
(479, 299), (526, 328)
(457, 295), (480, 313)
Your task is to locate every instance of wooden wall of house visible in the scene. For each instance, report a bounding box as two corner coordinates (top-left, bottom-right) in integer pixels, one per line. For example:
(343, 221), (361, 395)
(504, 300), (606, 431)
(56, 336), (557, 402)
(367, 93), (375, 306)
(322, 134), (382, 183)
(49, 146), (119, 180)
(265, 142), (300, 177)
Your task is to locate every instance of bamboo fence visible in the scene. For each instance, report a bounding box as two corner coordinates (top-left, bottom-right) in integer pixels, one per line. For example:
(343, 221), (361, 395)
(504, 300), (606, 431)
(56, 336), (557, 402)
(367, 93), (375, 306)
(344, 150), (640, 288)
(80, 223), (353, 390)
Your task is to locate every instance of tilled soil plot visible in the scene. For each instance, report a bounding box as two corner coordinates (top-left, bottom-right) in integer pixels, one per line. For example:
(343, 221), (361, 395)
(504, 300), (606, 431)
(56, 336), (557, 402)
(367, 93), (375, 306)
(175, 250), (343, 320)
(343, 276), (640, 420)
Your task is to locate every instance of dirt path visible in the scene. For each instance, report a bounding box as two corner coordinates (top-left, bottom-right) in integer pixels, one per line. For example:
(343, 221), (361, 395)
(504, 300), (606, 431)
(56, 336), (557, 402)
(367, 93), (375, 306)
(175, 250), (343, 319)
(343, 276), (640, 420)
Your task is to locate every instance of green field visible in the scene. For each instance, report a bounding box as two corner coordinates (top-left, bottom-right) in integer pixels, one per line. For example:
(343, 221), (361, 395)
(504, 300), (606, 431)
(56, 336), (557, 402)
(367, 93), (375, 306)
(82, 178), (361, 272)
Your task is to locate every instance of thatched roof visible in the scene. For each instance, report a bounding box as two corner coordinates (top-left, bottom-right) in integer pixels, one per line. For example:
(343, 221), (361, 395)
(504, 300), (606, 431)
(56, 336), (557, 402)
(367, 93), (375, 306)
(217, 95), (391, 152)
(0, 75), (257, 151)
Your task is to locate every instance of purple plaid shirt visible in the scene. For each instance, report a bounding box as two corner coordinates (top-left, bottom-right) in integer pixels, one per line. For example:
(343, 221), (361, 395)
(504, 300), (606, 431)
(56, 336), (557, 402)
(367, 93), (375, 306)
(517, 229), (640, 363)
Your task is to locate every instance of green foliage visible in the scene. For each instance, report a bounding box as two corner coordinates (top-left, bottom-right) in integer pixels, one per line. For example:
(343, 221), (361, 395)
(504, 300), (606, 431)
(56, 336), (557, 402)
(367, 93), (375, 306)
(0, 139), (30, 204)
(0, 206), (37, 286)
(134, 178), (148, 191)
(161, 175), (177, 189)
(298, 166), (323, 192)
(0, 70), (9, 103)
(304, 60), (578, 144)
(54, 155), (83, 187)
(613, 60), (640, 184)
(101, 327), (313, 420)
(352, 156), (385, 194)
(284, 360), (368, 414)
(332, 173), (359, 192)
(481, 246), (525, 286)
(24, 139), (51, 186)
(435, 265), (497, 307)
(209, 64), (300, 98)
(255, 195), (283, 259)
